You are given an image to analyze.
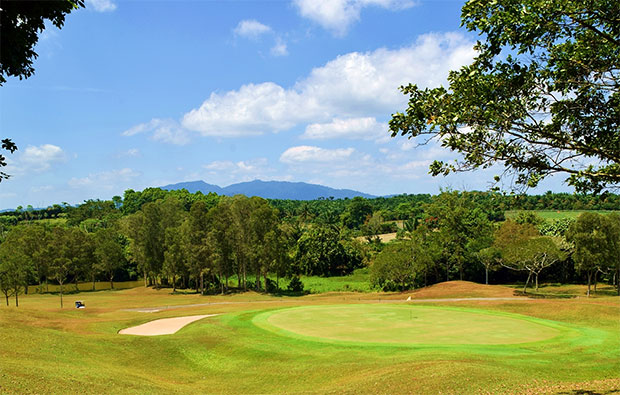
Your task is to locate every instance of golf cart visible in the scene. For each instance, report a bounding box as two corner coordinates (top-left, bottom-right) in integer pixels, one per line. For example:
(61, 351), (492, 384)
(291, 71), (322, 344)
(75, 301), (85, 309)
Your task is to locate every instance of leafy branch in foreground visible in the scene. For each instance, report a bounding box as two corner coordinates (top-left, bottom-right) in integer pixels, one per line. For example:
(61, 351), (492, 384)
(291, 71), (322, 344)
(390, 0), (620, 193)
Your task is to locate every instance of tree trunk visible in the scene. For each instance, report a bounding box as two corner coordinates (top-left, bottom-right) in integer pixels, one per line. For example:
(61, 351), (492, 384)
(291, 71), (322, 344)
(4, 293), (8, 306)
(485, 266), (489, 285)
(144, 271), (147, 287)
(172, 274), (176, 293)
(200, 272), (204, 295)
(243, 263), (247, 291)
(587, 271), (592, 297)
(60, 282), (64, 308)
(14, 289), (18, 307)
(237, 265), (242, 288)
(263, 271), (268, 293)
(534, 272), (539, 291)
(593, 271), (598, 294)
(523, 271), (532, 294)
(110, 273), (114, 290)
(74, 276), (79, 292)
(256, 268), (261, 291)
(219, 271), (224, 295)
(445, 261), (449, 282)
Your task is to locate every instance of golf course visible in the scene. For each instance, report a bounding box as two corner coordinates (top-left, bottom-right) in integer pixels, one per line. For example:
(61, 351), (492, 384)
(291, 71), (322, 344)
(1, 281), (618, 394)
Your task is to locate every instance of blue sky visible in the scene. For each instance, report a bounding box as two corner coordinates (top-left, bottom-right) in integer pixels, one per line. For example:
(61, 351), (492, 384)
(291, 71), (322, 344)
(1, 0), (569, 209)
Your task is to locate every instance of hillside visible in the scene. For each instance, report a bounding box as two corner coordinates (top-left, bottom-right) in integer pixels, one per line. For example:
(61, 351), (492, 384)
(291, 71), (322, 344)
(160, 179), (376, 200)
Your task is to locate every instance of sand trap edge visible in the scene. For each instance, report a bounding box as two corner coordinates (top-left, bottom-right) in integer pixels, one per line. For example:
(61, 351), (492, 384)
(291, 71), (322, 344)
(119, 314), (219, 336)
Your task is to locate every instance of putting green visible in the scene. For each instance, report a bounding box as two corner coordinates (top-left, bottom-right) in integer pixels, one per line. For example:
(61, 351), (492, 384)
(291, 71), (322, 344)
(254, 304), (562, 345)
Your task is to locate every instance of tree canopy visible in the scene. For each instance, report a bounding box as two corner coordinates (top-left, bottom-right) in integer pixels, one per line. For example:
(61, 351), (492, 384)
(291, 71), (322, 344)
(389, 0), (620, 193)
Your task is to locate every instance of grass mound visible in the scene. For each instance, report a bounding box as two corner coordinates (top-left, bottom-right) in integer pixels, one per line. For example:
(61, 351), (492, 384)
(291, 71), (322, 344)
(390, 281), (519, 300)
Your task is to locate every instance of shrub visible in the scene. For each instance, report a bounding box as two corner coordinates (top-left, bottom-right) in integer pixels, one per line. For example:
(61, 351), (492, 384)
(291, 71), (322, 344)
(287, 276), (304, 293)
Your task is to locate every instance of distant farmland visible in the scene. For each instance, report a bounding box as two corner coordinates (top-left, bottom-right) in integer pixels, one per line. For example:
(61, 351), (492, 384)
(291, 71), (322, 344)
(504, 210), (619, 220)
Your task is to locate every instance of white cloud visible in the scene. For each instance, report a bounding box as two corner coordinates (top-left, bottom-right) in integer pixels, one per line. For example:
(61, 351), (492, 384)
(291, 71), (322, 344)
(68, 168), (140, 190)
(127, 33), (474, 142)
(179, 33), (474, 138)
(293, 0), (415, 36)
(234, 19), (272, 39)
(271, 37), (288, 56)
(182, 82), (313, 136)
(280, 146), (355, 163)
(302, 117), (386, 140)
(7, 144), (67, 175)
(122, 118), (190, 145)
(86, 0), (117, 12)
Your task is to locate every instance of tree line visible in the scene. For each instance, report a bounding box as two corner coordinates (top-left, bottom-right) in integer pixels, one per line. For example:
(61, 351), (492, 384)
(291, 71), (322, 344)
(1, 188), (619, 307)
(370, 192), (620, 296)
(0, 193), (366, 307)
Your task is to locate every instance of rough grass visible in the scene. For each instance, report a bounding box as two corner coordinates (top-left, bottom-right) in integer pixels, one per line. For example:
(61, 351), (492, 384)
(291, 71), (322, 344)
(301, 268), (372, 293)
(1, 282), (618, 394)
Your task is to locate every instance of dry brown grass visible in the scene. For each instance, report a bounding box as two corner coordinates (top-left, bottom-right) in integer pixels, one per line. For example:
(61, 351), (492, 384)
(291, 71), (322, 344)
(389, 281), (521, 300)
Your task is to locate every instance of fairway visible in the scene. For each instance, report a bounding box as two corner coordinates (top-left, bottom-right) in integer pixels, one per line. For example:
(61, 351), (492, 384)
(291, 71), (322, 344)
(1, 283), (619, 394)
(255, 304), (562, 345)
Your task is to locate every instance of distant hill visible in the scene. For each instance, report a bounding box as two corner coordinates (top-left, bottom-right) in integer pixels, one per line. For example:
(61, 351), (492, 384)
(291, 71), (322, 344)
(160, 180), (375, 200)
(160, 180), (223, 195)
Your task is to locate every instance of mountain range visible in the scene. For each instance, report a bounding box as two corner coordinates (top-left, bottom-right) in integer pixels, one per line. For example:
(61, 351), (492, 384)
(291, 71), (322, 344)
(160, 180), (376, 200)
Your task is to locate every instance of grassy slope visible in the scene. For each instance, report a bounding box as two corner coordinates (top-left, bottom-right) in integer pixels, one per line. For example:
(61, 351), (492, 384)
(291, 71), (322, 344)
(0, 283), (618, 394)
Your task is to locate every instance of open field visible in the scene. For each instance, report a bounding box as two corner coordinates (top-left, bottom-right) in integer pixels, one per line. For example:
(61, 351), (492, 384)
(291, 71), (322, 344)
(504, 210), (619, 220)
(0, 281), (618, 394)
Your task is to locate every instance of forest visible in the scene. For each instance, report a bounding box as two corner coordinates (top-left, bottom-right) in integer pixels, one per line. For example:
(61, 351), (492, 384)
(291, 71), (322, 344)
(0, 188), (619, 306)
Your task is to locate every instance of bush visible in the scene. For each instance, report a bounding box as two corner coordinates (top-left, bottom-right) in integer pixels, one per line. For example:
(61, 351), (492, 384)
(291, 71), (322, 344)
(266, 278), (278, 293)
(287, 276), (304, 293)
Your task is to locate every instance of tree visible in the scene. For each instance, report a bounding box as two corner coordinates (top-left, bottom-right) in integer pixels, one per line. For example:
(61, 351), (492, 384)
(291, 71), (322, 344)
(0, 246), (31, 307)
(295, 226), (358, 277)
(476, 246), (501, 285)
(0, 0), (85, 84)
(567, 212), (617, 296)
(502, 236), (564, 293)
(425, 191), (493, 281)
(186, 201), (213, 294)
(494, 219), (540, 249)
(607, 213), (620, 295)
(207, 199), (236, 294)
(0, 264), (13, 306)
(0, 225), (48, 292)
(370, 242), (417, 291)
(163, 222), (189, 293)
(342, 197), (373, 229)
(389, 0), (620, 193)
(94, 228), (125, 289)
(248, 197), (281, 292)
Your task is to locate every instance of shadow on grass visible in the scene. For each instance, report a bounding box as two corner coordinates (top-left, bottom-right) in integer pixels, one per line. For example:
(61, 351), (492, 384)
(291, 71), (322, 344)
(512, 290), (576, 299)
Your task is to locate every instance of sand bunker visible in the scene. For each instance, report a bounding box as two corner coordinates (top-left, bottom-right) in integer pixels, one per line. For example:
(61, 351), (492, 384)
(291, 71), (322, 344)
(119, 314), (218, 336)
